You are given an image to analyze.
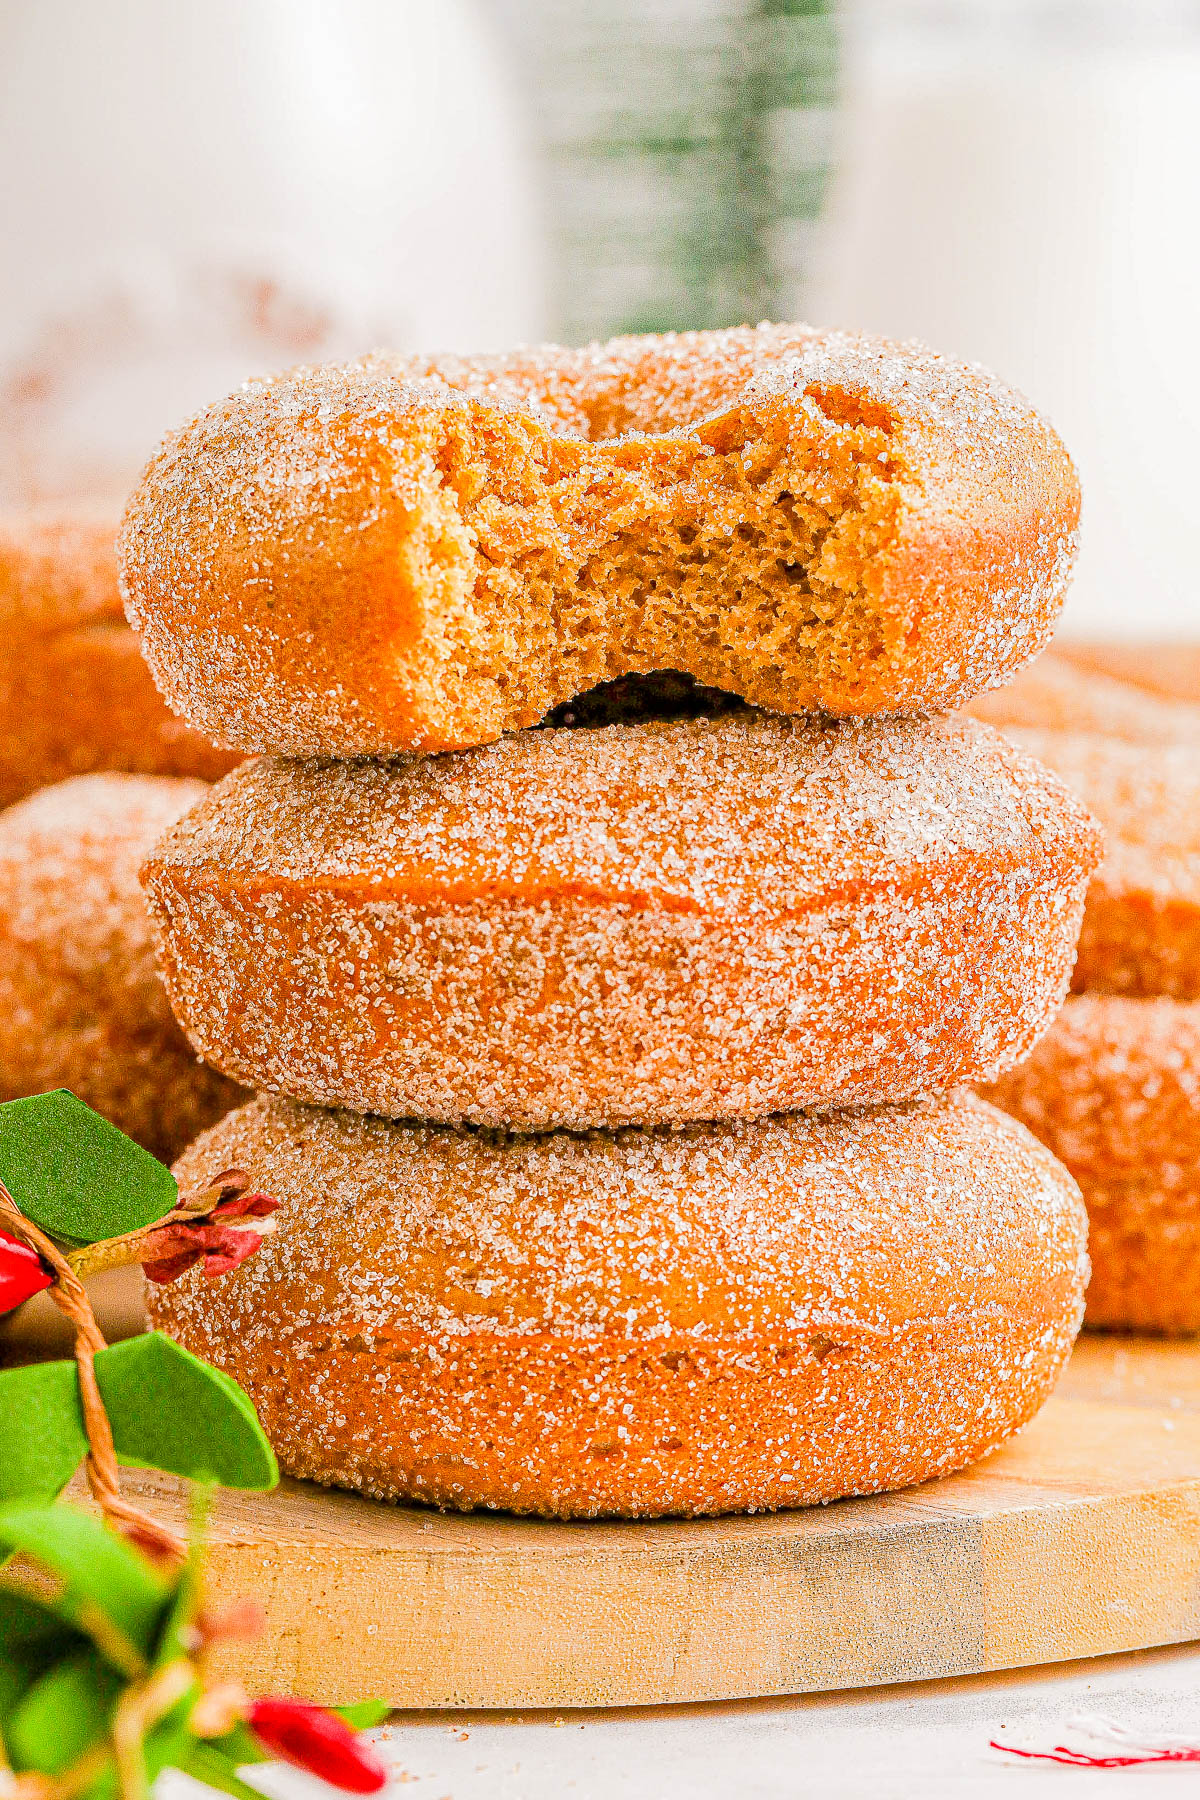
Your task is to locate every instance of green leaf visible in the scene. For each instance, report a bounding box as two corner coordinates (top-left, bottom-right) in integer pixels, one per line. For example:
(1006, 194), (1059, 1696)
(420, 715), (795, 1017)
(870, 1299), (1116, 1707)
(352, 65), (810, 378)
(99, 1334), (278, 1491)
(0, 1359), (87, 1503)
(337, 1698), (391, 1730)
(181, 1743), (271, 1800)
(0, 1503), (171, 1669)
(0, 1335), (277, 1505)
(6, 1646), (120, 1774)
(151, 1551), (201, 1671)
(0, 1585), (82, 1728)
(207, 1719), (271, 1766)
(0, 1090), (176, 1246)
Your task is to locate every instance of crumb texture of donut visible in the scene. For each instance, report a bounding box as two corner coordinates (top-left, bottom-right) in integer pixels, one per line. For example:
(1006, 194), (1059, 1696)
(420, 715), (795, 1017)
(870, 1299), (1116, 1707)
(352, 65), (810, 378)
(0, 773), (245, 1161)
(1006, 728), (1200, 999)
(982, 993), (1200, 1333)
(0, 509), (239, 806)
(119, 324), (1080, 756)
(140, 713), (1102, 1129)
(150, 1090), (1089, 1518)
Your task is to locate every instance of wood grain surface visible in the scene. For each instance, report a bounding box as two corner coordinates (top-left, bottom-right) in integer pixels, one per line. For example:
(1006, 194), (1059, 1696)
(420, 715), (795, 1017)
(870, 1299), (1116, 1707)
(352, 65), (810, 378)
(71, 1335), (1200, 1709)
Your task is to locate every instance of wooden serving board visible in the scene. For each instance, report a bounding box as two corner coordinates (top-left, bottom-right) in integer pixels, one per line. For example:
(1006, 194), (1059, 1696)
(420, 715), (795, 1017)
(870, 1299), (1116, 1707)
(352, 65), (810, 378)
(91, 1335), (1200, 1710)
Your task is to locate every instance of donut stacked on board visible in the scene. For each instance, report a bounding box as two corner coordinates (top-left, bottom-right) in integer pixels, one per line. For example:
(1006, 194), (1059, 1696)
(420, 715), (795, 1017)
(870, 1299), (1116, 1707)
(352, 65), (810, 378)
(973, 684), (1200, 1332)
(121, 323), (1103, 1518)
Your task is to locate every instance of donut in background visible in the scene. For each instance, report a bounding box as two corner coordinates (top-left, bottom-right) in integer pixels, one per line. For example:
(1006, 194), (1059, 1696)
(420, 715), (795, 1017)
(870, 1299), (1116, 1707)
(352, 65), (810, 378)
(0, 510), (238, 809)
(0, 772), (245, 1161)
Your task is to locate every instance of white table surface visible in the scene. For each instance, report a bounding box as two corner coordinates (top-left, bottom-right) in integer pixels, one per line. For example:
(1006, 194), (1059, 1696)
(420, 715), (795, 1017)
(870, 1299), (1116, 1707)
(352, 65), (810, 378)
(186, 1643), (1200, 1800)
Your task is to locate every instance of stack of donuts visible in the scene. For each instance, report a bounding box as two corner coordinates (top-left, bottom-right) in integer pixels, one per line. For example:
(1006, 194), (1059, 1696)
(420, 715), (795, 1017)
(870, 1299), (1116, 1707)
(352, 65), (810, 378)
(119, 324), (1103, 1517)
(970, 662), (1200, 1333)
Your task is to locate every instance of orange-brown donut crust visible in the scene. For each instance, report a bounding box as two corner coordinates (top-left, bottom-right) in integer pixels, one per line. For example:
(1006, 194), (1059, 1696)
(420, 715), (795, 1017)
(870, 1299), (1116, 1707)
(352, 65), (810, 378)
(151, 1091), (1088, 1518)
(965, 653), (1200, 745)
(1058, 641), (1200, 709)
(0, 511), (241, 808)
(141, 713), (1102, 1131)
(119, 324), (1079, 756)
(0, 775), (245, 1161)
(982, 995), (1200, 1333)
(1006, 729), (1200, 999)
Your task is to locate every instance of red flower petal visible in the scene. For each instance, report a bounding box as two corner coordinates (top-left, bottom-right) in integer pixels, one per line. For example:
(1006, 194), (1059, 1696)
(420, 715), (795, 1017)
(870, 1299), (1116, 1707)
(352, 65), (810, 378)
(0, 1227), (53, 1313)
(247, 1698), (388, 1792)
(212, 1191), (279, 1221)
(138, 1218), (271, 1284)
(141, 1245), (204, 1285)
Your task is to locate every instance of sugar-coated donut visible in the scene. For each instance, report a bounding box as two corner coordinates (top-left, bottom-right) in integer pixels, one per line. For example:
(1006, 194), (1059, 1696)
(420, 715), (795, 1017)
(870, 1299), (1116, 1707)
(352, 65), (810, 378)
(982, 995), (1200, 1332)
(965, 653), (1200, 745)
(1058, 641), (1200, 709)
(0, 774), (245, 1161)
(1008, 729), (1200, 999)
(141, 712), (1102, 1131)
(151, 1091), (1088, 1517)
(119, 324), (1079, 756)
(0, 511), (240, 807)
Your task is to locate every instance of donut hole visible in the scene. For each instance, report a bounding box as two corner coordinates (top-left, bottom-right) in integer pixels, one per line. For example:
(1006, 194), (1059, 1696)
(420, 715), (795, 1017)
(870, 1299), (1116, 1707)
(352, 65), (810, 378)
(539, 670), (749, 729)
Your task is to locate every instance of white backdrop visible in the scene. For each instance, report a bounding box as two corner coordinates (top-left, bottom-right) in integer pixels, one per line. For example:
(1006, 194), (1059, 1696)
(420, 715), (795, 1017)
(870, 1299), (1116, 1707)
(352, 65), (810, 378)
(808, 1), (1200, 642)
(0, 0), (546, 506)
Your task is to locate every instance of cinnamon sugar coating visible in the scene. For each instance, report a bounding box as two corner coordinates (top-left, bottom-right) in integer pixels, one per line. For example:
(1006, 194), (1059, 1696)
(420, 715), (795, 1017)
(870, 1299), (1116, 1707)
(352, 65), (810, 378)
(141, 713), (1102, 1131)
(965, 653), (1200, 745)
(0, 774), (245, 1160)
(152, 1091), (1088, 1518)
(0, 510), (239, 807)
(119, 324), (1079, 756)
(982, 995), (1200, 1333)
(1008, 729), (1200, 999)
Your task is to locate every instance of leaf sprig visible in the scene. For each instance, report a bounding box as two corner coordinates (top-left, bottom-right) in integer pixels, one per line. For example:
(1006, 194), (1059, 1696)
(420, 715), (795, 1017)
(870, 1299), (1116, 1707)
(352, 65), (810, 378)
(0, 1091), (389, 1796)
(0, 1092), (279, 1551)
(0, 1502), (390, 1798)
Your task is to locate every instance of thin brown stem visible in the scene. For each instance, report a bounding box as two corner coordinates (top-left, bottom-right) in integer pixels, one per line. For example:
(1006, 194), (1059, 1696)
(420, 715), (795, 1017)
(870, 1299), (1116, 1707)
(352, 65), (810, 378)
(65, 1168), (255, 1280)
(7, 1743), (113, 1800)
(0, 1177), (186, 1565)
(112, 1660), (195, 1800)
(6, 1662), (197, 1800)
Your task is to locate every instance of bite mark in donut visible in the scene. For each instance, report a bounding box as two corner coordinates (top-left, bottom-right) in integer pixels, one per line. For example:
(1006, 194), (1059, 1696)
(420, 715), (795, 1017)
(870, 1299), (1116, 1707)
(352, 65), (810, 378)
(119, 324), (1079, 757)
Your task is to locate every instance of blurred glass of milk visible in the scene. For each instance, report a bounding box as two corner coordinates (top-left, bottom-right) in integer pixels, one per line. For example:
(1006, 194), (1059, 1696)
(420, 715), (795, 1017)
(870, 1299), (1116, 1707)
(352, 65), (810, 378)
(807, 0), (1200, 639)
(0, 0), (545, 507)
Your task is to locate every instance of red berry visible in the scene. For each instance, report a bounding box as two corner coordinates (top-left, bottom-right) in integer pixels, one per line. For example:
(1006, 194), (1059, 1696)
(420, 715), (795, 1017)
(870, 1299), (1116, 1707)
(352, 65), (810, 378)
(0, 1227), (53, 1314)
(247, 1698), (388, 1792)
